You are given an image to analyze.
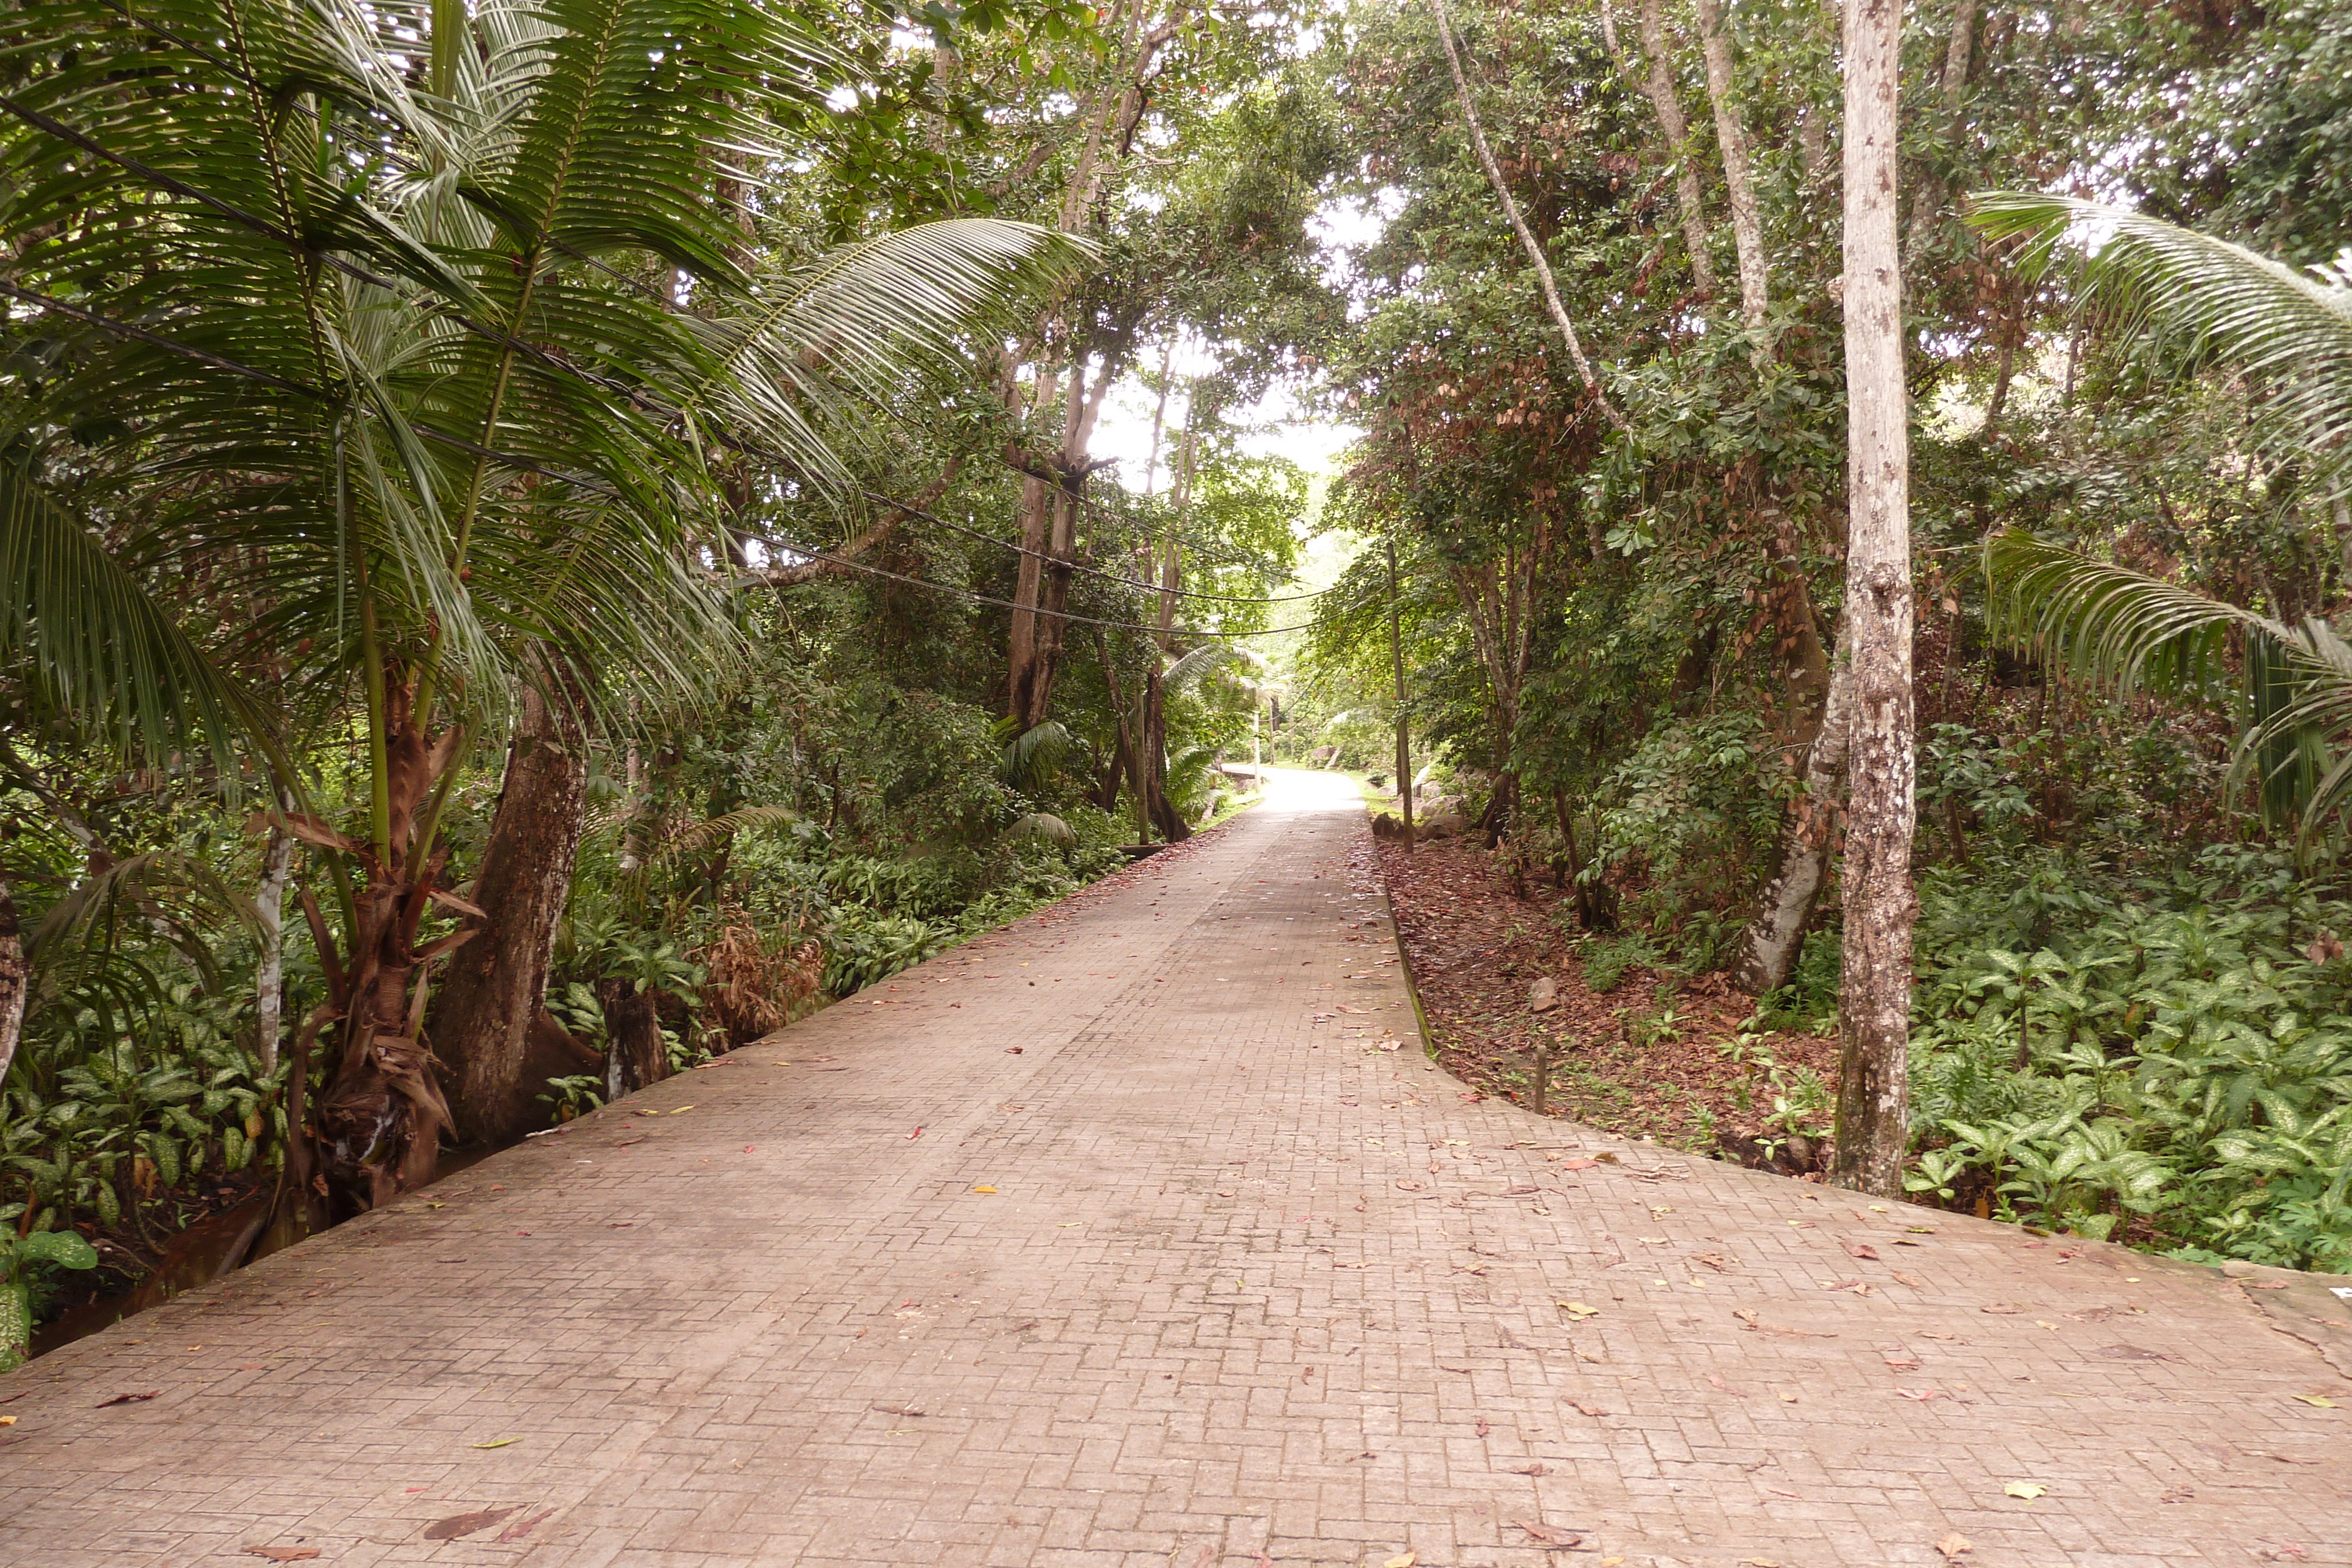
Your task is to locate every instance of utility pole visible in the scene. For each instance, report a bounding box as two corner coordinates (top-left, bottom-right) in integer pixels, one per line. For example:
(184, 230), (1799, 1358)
(1387, 537), (1414, 848)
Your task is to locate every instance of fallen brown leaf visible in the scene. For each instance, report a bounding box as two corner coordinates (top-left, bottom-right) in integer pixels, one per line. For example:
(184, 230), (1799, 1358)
(1506, 1462), (1550, 1476)
(1845, 1242), (1881, 1261)
(1934, 1534), (1973, 1560)
(94, 1391), (158, 1407)
(425, 1507), (516, 1541)
(1514, 1520), (1583, 1547)
(245, 1549), (321, 1563)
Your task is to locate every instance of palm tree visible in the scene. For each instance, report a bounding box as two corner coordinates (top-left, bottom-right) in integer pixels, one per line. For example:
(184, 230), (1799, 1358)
(0, 0), (1084, 1206)
(1973, 193), (2352, 838)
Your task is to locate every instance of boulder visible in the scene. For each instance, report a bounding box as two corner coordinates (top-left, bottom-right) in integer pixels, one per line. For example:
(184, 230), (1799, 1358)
(1528, 975), (1559, 1012)
(1418, 810), (1468, 841)
(1371, 811), (1410, 840)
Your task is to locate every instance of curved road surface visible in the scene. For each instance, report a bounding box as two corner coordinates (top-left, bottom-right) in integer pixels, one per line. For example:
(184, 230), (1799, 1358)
(4, 770), (2348, 1566)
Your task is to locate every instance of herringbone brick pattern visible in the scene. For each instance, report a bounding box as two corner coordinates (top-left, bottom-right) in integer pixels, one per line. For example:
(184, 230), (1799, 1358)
(2, 771), (2347, 1567)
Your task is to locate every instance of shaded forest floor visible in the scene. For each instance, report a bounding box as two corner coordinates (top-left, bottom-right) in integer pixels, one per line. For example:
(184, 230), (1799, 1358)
(1369, 832), (1840, 1171)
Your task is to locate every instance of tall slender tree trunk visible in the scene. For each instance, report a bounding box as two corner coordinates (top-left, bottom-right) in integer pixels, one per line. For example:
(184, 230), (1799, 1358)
(1613, 0), (1719, 301)
(1387, 540), (1415, 847)
(430, 663), (592, 1145)
(1832, 0), (1917, 1197)
(1139, 420), (1194, 842)
(1732, 613), (1855, 992)
(0, 868), (24, 1092)
(1693, 0), (1769, 332)
(253, 797), (297, 1075)
(1431, 0), (1626, 432)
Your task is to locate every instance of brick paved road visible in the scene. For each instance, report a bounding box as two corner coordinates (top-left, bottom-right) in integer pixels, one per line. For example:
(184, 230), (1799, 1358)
(5, 770), (2349, 1568)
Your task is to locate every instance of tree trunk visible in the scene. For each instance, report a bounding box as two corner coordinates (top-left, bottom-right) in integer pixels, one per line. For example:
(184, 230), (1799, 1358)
(430, 667), (589, 1146)
(1431, 0), (1626, 432)
(1626, 0), (1719, 302)
(1141, 663), (1189, 842)
(1732, 613), (1855, 993)
(313, 670), (470, 1211)
(1832, 0), (1917, 1198)
(606, 982), (669, 1093)
(1141, 423), (1192, 844)
(1693, 0), (1769, 332)
(252, 803), (296, 1075)
(0, 867), (24, 1091)
(1388, 539), (1414, 848)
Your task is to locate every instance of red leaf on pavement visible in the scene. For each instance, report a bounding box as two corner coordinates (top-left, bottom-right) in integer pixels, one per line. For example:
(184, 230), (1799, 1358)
(496, 1509), (557, 1544)
(1514, 1520), (1583, 1547)
(1845, 1242), (1881, 1261)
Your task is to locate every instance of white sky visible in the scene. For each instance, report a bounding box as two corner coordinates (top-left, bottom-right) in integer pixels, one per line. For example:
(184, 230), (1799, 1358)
(1088, 194), (1395, 497)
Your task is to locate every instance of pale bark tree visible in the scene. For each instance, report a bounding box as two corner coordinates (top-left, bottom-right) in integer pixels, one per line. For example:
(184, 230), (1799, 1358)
(1429, 0), (1626, 433)
(1692, 0), (1769, 332)
(1658, 0), (1845, 997)
(253, 799), (297, 1074)
(1601, 0), (1718, 302)
(0, 872), (24, 1092)
(1831, 0), (1917, 1197)
(1731, 616), (1853, 991)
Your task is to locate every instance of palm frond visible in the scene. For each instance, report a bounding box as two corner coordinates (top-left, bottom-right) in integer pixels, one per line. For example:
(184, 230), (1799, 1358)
(701, 219), (1094, 484)
(1970, 193), (2352, 484)
(1000, 719), (1073, 791)
(0, 462), (266, 767)
(1005, 812), (1077, 849)
(27, 849), (260, 988)
(1983, 529), (2280, 698)
(1164, 644), (1250, 697)
(637, 805), (802, 870)
(1985, 529), (2352, 837)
